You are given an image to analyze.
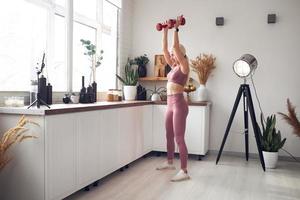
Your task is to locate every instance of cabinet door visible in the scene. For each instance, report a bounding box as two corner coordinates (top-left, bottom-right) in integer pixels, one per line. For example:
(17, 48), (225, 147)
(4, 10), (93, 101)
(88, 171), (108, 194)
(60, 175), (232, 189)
(99, 109), (120, 176)
(142, 105), (153, 154)
(135, 106), (144, 158)
(77, 111), (101, 188)
(119, 107), (137, 166)
(185, 106), (206, 155)
(152, 105), (167, 151)
(45, 114), (77, 200)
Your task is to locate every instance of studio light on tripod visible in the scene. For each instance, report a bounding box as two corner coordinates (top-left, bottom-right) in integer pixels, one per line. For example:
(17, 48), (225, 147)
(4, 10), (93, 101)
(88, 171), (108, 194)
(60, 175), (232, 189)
(233, 54), (257, 78)
(216, 53), (266, 171)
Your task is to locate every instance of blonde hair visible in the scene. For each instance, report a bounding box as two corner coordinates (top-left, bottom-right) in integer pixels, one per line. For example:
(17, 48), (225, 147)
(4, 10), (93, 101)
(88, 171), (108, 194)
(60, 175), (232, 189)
(170, 44), (186, 57)
(185, 55), (190, 86)
(179, 44), (186, 56)
(179, 44), (190, 86)
(170, 44), (190, 86)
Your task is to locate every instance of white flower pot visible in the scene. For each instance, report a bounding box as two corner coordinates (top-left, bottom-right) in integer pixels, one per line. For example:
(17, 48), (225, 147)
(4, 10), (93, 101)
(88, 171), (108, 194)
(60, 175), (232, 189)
(123, 85), (137, 101)
(70, 95), (79, 104)
(198, 84), (208, 101)
(263, 151), (278, 169)
(151, 93), (161, 101)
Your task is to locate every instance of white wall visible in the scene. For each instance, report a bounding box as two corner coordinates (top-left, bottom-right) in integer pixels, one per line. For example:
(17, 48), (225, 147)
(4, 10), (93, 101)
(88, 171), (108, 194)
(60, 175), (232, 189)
(130, 0), (300, 157)
(119, 0), (134, 75)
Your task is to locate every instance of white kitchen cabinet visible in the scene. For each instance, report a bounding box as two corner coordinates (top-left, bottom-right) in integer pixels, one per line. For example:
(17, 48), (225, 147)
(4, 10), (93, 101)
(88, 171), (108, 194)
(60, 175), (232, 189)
(0, 102), (209, 200)
(152, 104), (210, 156)
(118, 106), (150, 165)
(185, 106), (210, 155)
(119, 107), (139, 166)
(99, 109), (121, 176)
(152, 105), (167, 151)
(142, 105), (153, 154)
(77, 111), (101, 188)
(135, 106), (144, 158)
(45, 114), (77, 200)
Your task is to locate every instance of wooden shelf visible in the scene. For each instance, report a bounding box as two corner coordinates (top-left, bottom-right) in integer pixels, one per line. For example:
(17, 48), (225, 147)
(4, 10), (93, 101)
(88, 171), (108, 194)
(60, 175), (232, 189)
(138, 77), (168, 81)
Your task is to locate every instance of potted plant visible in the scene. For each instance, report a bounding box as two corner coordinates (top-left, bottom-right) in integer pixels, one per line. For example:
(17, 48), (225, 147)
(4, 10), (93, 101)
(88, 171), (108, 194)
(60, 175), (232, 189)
(80, 39), (104, 102)
(190, 54), (216, 101)
(116, 58), (138, 100)
(134, 54), (149, 77)
(146, 86), (167, 101)
(258, 114), (286, 169)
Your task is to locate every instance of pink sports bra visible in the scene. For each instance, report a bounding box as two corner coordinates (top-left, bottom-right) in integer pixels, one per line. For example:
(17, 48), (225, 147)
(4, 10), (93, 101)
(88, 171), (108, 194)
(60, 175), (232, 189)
(167, 65), (188, 86)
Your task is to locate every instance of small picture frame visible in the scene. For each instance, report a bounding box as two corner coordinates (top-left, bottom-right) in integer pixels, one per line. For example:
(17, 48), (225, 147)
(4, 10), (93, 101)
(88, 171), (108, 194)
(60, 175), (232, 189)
(154, 54), (166, 66)
(154, 55), (167, 77)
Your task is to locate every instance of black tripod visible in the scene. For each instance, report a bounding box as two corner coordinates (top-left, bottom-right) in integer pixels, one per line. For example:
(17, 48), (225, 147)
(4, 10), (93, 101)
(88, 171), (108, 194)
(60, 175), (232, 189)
(215, 84), (265, 171)
(27, 72), (50, 109)
(27, 53), (50, 109)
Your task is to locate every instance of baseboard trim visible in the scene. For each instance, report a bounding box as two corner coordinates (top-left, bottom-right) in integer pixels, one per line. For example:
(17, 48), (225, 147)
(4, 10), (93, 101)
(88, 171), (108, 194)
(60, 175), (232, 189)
(208, 150), (300, 162)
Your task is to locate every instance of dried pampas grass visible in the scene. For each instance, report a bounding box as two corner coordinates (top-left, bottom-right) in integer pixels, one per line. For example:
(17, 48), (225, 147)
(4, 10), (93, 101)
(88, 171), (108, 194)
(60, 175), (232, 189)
(190, 54), (216, 85)
(278, 99), (300, 138)
(0, 115), (38, 171)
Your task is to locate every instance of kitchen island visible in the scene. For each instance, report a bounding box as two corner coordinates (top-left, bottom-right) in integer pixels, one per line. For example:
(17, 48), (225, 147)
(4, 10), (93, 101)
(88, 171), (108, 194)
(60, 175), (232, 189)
(0, 100), (210, 200)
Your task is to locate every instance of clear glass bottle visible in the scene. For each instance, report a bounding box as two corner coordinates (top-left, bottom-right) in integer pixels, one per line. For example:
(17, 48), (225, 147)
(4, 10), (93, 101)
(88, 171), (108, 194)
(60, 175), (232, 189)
(30, 80), (38, 104)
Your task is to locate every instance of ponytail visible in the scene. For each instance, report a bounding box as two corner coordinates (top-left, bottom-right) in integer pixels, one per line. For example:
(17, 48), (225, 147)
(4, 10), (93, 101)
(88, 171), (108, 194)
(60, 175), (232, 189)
(185, 55), (190, 86)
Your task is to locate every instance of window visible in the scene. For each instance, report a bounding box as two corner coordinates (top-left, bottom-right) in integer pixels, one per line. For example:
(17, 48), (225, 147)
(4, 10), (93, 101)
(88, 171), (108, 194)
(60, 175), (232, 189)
(73, 23), (97, 91)
(51, 14), (67, 91)
(73, 0), (120, 92)
(74, 0), (97, 21)
(0, 0), (120, 92)
(99, 0), (119, 91)
(72, 0), (99, 91)
(0, 0), (47, 91)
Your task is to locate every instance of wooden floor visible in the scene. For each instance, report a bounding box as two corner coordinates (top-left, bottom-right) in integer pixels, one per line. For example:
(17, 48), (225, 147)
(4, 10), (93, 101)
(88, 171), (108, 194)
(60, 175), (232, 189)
(65, 154), (300, 200)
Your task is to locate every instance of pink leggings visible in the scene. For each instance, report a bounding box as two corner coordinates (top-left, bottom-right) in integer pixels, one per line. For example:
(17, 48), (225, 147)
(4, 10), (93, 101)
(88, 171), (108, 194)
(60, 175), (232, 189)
(165, 93), (189, 169)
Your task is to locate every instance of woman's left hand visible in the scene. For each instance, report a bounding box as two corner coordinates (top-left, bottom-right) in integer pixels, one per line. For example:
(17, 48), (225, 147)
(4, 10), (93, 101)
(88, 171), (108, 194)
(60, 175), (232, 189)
(175, 16), (181, 28)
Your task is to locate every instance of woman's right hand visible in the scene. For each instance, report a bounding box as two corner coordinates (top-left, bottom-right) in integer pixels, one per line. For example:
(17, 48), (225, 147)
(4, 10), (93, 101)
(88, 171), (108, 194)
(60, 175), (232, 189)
(163, 20), (168, 33)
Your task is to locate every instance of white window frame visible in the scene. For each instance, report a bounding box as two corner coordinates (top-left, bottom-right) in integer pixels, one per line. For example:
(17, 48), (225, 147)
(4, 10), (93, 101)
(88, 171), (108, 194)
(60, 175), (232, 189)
(61, 0), (120, 92)
(0, 0), (120, 92)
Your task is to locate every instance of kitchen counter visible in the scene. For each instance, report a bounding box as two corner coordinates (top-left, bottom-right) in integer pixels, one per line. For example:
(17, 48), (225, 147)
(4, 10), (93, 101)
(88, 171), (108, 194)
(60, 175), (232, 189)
(0, 100), (211, 115)
(0, 100), (210, 200)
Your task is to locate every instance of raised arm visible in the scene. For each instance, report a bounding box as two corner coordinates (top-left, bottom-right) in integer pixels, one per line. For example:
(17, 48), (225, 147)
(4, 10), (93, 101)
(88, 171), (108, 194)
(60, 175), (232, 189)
(162, 23), (174, 67)
(172, 17), (189, 74)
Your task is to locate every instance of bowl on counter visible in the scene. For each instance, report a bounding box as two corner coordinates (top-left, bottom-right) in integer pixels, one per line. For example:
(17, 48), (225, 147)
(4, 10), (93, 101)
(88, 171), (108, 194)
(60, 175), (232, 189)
(70, 94), (80, 104)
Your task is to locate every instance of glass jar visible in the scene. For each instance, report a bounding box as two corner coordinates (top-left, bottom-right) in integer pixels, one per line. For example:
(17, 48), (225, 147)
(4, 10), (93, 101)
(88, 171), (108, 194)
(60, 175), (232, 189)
(112, 90), (119, 101)
(116, 89), (122, 101)
(106, 89), (114, 101)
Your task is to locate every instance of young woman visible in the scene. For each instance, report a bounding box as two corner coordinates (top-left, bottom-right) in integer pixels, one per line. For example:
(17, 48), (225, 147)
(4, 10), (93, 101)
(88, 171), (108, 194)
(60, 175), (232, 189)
(156, 17), (190, 182)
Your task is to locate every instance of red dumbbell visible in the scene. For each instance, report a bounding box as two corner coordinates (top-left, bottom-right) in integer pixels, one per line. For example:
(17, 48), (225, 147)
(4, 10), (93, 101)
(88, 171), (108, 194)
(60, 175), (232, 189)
(156, 23), (168, 31)
(156, 15), (186, 31)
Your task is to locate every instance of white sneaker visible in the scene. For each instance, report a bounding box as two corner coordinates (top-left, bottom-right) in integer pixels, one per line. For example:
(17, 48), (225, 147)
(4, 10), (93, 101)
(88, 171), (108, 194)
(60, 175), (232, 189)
(156, 161), (176, 170)
(171, 170), (190, 182)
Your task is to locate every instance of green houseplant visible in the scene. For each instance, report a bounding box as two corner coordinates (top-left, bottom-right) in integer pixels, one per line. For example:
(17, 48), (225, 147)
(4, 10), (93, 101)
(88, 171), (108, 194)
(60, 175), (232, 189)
(116, 58), (138, 100)
(134, 54), (149, 77)
(80, 39), (104, 84)
(258, 114), (286, 168)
